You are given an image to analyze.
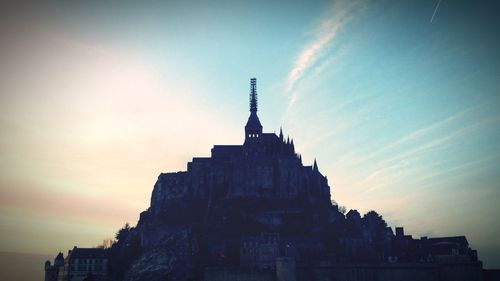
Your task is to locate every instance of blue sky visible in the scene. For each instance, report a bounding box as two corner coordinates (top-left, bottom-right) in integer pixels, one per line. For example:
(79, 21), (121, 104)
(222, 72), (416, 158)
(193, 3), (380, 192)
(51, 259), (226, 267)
(0, 0), (499, 268)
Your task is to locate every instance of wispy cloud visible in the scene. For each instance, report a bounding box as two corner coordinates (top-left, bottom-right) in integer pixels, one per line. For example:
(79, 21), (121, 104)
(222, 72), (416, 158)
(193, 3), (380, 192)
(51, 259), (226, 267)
(356, 113), (500, 192)
(412, 154), (499, 186)
(285, 0), (364, 104)
(336, 106), (479, 168)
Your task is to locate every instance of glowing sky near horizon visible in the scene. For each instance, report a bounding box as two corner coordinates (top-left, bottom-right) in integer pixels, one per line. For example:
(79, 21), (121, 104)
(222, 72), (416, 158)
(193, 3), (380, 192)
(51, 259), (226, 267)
(0, 0), (499, 268)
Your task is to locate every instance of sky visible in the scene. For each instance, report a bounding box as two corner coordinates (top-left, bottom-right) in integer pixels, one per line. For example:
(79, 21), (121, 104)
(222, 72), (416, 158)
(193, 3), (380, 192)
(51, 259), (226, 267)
(0, 0), (499, 269)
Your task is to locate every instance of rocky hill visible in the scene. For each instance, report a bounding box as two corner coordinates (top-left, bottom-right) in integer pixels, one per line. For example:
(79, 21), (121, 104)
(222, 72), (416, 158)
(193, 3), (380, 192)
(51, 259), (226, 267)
(103, 79), (482, 281)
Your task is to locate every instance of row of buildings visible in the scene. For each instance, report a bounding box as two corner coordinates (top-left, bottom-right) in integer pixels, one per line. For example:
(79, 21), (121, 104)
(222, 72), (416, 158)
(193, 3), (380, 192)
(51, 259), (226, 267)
(44, 247), (107, 281)
(238, 228), (479, 269)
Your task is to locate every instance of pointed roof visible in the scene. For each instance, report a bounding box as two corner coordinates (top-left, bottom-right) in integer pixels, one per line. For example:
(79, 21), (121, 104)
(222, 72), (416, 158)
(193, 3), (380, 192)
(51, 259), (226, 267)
(245, 111), (262, 129)
(56, 252), (64, 260)
(279, 127), (283, 140)
(313, 158), (319, 172)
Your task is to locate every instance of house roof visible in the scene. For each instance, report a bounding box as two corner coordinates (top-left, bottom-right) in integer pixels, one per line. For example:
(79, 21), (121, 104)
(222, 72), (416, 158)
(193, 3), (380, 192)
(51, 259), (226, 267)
(70, 248), (106, 259)
(427, 236), (468, 247)
(55, 252), (64, 260)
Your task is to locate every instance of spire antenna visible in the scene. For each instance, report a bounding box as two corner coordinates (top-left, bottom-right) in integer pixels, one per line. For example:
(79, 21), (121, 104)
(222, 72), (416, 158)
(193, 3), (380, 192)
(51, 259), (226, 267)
(244, 77), (262, 144)
(250, 78), (257, 113)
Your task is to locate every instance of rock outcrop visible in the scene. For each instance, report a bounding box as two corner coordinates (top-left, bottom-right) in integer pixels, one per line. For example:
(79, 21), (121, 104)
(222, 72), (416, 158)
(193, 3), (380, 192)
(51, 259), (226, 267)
(123, 79), (336, 279)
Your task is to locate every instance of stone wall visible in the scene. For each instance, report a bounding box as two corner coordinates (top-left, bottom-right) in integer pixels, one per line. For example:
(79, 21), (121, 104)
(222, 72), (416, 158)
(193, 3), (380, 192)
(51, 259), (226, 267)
(301, 264), (440, 281)
(204, 262), (484, 281)
(204, 267), (274, 281)
(439, 263), (483, 281)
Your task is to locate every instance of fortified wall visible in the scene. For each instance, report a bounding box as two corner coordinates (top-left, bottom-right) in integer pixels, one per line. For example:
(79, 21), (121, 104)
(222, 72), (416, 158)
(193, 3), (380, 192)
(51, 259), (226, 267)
(205, 262), (484, 281)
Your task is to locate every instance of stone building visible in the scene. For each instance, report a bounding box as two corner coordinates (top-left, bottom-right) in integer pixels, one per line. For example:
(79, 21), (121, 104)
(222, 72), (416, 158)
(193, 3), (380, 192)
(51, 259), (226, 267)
(45, 252), (64, 281)
(240, 233), (280, 268)
(56, 247), (107, 281)
(146, 79), (331, 221)
(136, 78), (334, 274)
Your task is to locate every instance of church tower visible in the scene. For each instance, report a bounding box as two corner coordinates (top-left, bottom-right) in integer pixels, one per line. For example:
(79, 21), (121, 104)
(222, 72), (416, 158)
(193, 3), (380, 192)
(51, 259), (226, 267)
(244, 78), (263, 144)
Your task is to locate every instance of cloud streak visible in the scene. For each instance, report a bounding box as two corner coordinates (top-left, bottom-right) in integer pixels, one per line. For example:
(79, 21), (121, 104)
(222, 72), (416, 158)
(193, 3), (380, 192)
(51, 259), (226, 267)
(336, 106), (479, 168)
(430, 0), (443, 23)
(356, 114), (500, 192)
(286, 0), (363, 104)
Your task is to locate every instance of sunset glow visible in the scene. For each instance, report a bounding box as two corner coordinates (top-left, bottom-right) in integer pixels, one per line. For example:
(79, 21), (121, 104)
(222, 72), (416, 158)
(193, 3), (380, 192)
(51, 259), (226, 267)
(0, 0), (499, 272)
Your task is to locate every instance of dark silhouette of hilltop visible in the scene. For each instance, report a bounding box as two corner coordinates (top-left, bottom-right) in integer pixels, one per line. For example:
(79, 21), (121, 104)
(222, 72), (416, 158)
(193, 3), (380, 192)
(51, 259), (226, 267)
(47, 78), (485, 281)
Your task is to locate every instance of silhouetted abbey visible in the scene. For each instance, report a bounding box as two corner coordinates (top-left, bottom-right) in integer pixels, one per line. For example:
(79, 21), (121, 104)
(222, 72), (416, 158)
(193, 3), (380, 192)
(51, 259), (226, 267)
(148, 77), (329, 220)
(46, 78), (488, 281)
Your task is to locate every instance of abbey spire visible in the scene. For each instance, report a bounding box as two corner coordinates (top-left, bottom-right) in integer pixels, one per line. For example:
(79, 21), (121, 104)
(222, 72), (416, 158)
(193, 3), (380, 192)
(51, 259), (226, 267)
(244, 78), (263, 144)
(250, 77), (257, 113)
